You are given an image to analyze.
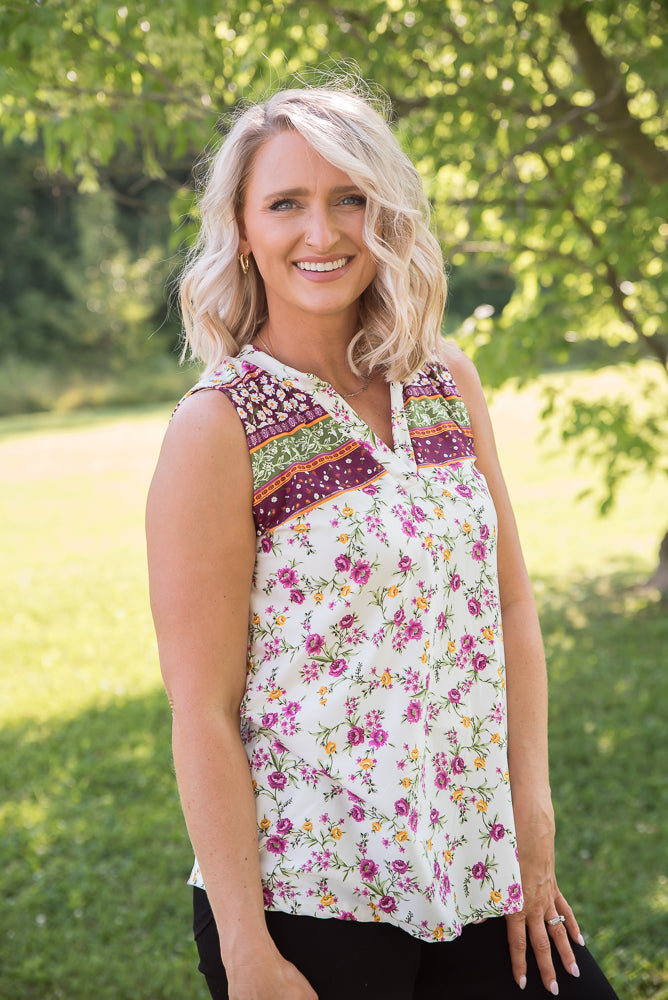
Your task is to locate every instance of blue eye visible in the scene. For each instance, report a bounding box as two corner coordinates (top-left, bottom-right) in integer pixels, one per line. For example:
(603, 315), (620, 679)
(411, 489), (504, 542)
(269, 199), (296, 211)
(341, 194), (366, 207)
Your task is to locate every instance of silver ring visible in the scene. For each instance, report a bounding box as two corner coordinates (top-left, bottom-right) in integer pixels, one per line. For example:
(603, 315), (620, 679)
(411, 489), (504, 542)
(547, 915), (566, 926)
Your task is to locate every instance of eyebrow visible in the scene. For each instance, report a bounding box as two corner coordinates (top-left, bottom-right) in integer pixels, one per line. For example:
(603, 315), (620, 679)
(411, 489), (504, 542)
(263, 185), (362, 201)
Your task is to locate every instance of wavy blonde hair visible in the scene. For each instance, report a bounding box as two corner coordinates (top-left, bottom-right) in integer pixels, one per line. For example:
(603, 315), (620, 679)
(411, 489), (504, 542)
(180, 83), (447, 381)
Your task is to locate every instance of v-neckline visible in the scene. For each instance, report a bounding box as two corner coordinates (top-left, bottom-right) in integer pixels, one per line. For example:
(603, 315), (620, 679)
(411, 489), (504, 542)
(238, 345), (417, 476)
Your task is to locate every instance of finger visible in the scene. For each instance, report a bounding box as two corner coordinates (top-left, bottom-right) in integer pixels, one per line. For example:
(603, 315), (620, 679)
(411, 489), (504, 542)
(527, 915), (559, 995)
(555, 889), (585, 948)
(546, 914), (580, 982)
(505, 912), (528, 990)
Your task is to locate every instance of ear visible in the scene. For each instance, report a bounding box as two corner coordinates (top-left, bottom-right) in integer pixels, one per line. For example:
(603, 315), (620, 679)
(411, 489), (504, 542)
(237, 216), (249, 251)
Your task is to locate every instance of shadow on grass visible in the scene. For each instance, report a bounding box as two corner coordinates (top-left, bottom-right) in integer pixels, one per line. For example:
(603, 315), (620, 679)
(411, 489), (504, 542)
(1, 574), (666, 1000)
(0, 690), (206, 1000)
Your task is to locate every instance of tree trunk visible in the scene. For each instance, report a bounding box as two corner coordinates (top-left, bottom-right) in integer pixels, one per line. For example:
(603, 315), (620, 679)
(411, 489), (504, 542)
(647, 529), (668, 594)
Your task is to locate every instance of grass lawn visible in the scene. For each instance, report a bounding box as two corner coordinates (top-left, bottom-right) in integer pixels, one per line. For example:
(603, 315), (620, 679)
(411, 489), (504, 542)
(0, 369), (666, 999)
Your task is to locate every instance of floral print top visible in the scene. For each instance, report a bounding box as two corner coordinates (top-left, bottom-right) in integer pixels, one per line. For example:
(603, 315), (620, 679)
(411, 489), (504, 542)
(183, 344), (523, 942)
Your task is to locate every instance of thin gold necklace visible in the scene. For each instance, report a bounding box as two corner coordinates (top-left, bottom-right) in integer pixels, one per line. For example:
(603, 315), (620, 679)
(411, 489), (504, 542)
(255, 333), (371, 399)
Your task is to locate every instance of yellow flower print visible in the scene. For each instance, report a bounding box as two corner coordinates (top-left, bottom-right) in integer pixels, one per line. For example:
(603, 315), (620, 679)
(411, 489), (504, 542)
(381, 671), (392, 686)
(387, 585), (399, 598)
(314, 592), (324, 603)
(360, 758), (375, 770)
(462, 716), (471, 728)
(433, 507), (444, 518)
(302, 821), (313, 831)
(483, 627), (495, 641)
(401, 777), (411, 788)
(410, 748), (420, 759)
(427, 838), (432, 851)
(443, 850), (452, 863)
(341, 585), (351, 596)
(443, 548), (451, 561)
(474, 756), (486, 769)
(338, 533), (348, 544)
(293, 523), (308, 533)
(372, 821), (382, 832)
(416, 596), (429, 610)
(443, 489), (451, 498)
(433, 925), (445, 940)
(490, 890), (502, 903)
(269, 688), (284, 700)
(331, 827), (342, 840)
(424, 537), (433, 549)
(447, 641), (456, 654)
(319, 686), (328, 696)
(260, 817), (271, 830)
(462, 522), (472, 533)
(453, 788), (464, 802)
(321, 894), (334, 906)
(424, 639), (430, 649)
(373, 911), (381, 922)
(395, 830), (408, 842)
(476, 800), (488, 812)
(420, 653), (428, 664)
(504, 769), (510, 782)
(275, 615), (286, 626)
(252, 614), (261, 625)
(342, 506), (354, 517)
(491, 733), (500, 744)
(325, 741), (337, 755)
(251, 779), (258, 790)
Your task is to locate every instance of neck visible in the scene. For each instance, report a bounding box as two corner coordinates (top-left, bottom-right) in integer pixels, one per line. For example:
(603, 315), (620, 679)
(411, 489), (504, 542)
(256, 319), (370, 398)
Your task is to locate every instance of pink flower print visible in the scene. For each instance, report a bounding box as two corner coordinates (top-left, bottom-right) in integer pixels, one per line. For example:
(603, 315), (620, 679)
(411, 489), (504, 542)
(398, 555), (412, 572)
(369, 727), (388, 748)
(351, 560), (372, 585)
(434, 771), (449, 790)
(266, 835), (289, 854)
(329, 658), (348, 677)
(277, 567), (298, 588)
(392, 859), (409, 873)
(460, 634), (475, 653)
(339, 614), (355, 629)
(290, 589), (305, 604)
(437, 612), (447, 631)
(350, 804), (365, 822)
(467, 597), (481, 617)
(402, 520), (417, 538)
(378, 896), (398, 913)
(448, 688), (461, 704)
(490, 823), (506, 841)
(393, 607), (406, 626)
(261, 712), (278, 727)
(471, 541), (488, 562)
(359, 858), (379, 879)
(410, 504), (426, 522)
(347, 726), (365, 746)
(263, 887), (274, 907)
(406, 700), (422, 723)
(472, 861), (488, 880)
(276, 818), (293, 834)
(429, 809), (440, 824)
(455, 484), (473, 499)
(451, 756), (465, 775)
(405, 619), (423, 641)
(472, 652), (488, 672)
(282, 701), (301, 717)
(409, 809), (418, 832)
(305, 633), (325, 655)
(480, 524), (490, 541)
(449, 573), (461, 591)
(507, 882), (522, 902)
(302, 661), (320, 683)
(260, 535), (273, 553)
(395, 798), (410, 816)
(268, 771), (287, 790)
(334, 555), (351, 572)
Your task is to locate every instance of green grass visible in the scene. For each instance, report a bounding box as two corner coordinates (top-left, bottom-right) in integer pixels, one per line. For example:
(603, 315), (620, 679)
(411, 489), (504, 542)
(1, 370), (666, 999)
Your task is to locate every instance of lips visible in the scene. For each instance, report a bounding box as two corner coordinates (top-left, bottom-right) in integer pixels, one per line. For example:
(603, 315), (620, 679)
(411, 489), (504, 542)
(294, 256), (351, 272)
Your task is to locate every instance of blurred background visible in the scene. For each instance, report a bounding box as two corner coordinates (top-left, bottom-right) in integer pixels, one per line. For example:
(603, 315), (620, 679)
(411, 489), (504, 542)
(1, 2), (666, 997)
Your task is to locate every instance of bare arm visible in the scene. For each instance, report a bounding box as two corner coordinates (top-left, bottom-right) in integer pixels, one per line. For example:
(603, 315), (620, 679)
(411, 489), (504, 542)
(437, 341), (583, 993)
(146, 390), (317, 1000)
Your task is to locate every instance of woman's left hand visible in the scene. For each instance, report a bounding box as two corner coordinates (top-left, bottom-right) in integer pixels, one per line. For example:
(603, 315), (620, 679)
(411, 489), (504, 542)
(505, 804), (584, 994)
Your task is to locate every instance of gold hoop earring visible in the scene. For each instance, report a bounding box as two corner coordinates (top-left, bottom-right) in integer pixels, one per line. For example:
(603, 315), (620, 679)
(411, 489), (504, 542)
(238, 252), (250, 275)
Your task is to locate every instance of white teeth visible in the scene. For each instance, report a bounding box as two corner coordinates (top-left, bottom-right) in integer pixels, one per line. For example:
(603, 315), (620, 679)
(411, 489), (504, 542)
(295, 257), (349, 272)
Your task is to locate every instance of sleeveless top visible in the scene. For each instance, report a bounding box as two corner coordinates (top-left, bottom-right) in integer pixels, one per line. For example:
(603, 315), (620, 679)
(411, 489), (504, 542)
(182, 344), (523, 942)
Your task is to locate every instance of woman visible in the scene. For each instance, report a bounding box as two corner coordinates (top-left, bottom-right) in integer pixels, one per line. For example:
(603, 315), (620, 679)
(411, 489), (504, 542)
(146, 85), (618, 999)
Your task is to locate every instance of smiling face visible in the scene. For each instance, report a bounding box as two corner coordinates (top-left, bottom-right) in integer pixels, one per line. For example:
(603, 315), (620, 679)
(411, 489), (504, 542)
(238, 129), (377, 336)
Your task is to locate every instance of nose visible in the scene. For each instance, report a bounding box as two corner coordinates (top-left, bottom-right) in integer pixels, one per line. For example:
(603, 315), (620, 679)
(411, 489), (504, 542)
(304, 203), (338, 250)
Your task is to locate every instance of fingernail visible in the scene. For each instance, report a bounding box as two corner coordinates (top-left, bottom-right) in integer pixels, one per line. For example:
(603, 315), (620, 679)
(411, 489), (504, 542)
(577, 933), (585, 947)
(570, 963), (580, 978)
(550, 982), (559, 996)
(519, 975), (527, 990)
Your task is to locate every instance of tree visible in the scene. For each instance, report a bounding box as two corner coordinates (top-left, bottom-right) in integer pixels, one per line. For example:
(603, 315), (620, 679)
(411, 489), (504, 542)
(1, 0), (666, 578)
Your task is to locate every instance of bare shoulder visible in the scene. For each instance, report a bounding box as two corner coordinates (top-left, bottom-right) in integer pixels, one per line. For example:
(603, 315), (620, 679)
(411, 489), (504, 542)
(433, 337), (486, 415)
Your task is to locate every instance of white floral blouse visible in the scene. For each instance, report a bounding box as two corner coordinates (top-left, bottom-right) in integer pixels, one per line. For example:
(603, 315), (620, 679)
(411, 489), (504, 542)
(183, 344), (523, 942)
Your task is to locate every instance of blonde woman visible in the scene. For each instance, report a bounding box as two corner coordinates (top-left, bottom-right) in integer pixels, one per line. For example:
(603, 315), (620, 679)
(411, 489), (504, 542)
(146, 85), (618, 1000)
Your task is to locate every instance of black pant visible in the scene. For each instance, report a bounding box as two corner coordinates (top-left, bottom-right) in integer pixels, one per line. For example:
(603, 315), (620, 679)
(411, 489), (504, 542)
(193, 887), (619, 1000)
